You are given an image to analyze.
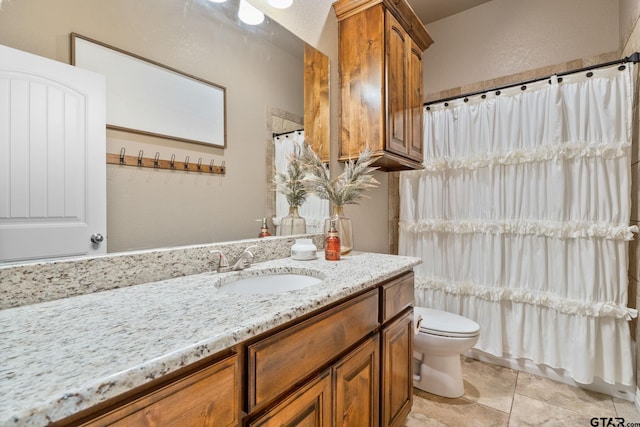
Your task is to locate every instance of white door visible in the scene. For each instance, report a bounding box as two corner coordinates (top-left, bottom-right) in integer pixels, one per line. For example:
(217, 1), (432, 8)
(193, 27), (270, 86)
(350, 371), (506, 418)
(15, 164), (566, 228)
(0, 44), (106, 263)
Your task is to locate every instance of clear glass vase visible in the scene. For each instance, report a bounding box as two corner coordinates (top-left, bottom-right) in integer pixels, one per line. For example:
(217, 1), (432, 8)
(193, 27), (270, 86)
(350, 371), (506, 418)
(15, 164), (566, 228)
(280, 206), (307, 236)
(324, 205), (353, 255)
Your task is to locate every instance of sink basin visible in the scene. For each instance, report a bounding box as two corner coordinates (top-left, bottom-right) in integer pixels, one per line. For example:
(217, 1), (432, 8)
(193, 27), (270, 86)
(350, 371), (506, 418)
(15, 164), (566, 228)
(216, 271), (323, 295)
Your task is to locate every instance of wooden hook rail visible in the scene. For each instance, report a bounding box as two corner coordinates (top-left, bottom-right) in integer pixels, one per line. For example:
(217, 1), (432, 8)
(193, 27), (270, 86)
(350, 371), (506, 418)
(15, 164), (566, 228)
(106, 148), (226, 175)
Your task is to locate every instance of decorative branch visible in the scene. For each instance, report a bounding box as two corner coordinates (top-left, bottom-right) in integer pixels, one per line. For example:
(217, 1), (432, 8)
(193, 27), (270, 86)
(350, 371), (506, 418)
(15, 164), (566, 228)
(300, 145), (379, 206)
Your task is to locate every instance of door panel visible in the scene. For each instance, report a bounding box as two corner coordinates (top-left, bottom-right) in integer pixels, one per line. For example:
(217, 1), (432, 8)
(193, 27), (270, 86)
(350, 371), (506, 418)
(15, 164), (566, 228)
(0, 44), (106, 262)
(386, 11), (408, 157)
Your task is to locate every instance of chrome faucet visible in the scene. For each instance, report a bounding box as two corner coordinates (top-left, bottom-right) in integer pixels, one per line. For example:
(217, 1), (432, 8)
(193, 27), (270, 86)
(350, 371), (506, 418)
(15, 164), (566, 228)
(210, 245), (256, 273)
(210, 250), (230, 273)
(230, 245), (256, 271)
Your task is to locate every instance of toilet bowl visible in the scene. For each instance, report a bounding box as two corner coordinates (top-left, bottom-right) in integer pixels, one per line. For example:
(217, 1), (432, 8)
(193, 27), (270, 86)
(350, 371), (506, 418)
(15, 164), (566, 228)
(413, 307), (480, 398)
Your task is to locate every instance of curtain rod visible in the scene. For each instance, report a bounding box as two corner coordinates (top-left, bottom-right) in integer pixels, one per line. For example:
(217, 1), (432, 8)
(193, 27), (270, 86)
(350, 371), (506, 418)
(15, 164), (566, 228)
(424, 52), (640, 107)
(272, 129), (303, 138)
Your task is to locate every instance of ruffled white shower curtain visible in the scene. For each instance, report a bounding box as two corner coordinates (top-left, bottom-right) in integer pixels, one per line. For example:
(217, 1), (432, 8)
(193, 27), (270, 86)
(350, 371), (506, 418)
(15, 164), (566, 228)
(399, 64), (638, 386)
(273, 131), (329, 234)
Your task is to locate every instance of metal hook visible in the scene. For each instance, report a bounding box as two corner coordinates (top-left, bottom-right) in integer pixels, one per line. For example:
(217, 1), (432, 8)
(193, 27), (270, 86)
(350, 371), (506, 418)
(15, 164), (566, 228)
(197, 157), (202, 171)
(184, 156), (190, 170)
(221, 160), (226, 173)
(119, 147), (126, 165)
(209, 159), (215, 172)
(137, 150), (144, 167)
(154, 152), (160, 168)
(170, 154), (176, 170)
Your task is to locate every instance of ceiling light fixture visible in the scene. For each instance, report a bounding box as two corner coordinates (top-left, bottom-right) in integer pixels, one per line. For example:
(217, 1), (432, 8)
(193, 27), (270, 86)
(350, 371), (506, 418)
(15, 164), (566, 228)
(267, 0), (293, 9)
(238, 0), (265, 25)
(207, 0), (227, 3)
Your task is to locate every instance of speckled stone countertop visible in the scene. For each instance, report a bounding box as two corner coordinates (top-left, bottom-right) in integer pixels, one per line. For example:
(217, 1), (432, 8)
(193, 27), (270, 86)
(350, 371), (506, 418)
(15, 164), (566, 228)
(0, 251), (420, 426)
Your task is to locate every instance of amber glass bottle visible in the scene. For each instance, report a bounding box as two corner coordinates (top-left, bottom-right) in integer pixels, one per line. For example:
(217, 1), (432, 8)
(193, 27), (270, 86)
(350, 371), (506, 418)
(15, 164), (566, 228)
(325, 220), (340, 261)
(258, 218), (271, 238)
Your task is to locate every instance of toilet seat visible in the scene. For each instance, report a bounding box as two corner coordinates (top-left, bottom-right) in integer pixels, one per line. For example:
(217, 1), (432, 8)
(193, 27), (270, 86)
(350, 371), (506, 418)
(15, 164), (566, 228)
(415, 307), (480, 338)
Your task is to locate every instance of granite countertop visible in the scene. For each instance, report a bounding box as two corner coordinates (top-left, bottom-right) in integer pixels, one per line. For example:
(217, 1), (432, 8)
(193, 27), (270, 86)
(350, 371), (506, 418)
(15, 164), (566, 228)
(0, 251), (420, 426)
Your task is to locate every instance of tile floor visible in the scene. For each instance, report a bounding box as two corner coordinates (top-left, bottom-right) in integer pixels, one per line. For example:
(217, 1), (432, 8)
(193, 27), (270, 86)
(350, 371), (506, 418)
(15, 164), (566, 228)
(403, 357), (640, 426)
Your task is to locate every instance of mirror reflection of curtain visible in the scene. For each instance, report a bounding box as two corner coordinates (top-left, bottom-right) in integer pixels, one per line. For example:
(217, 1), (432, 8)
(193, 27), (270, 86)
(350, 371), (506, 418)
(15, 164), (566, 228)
(400, 63), (638, 387)
(273, 131), (329, 234)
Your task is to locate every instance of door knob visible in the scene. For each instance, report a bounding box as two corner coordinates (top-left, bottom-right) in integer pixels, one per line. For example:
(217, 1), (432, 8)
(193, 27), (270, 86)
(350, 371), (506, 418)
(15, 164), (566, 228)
(90, 233), (104, 244)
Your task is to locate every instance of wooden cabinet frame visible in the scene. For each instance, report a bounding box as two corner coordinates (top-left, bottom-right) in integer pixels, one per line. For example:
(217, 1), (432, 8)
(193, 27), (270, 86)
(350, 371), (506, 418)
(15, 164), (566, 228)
(334, 0), (433, 171)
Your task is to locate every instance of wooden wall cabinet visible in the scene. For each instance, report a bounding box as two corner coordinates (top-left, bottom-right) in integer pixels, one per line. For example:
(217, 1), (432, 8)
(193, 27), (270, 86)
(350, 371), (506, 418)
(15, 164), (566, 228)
(334, 0), (433, 171)
(304, 43), (330, 163)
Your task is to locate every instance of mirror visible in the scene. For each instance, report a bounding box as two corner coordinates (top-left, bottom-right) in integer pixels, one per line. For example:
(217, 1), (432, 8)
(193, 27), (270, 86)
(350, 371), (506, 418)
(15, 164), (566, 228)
(0, 0), (329, 262)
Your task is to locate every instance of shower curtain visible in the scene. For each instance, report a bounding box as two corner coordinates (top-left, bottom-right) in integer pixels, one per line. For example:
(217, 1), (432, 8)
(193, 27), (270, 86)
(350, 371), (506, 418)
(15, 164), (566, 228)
(399, 63), (638, 386)
(273, 130), (329, 234)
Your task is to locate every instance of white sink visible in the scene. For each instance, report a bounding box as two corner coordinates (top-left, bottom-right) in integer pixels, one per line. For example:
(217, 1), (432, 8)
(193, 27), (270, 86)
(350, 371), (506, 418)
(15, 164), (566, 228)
(216, 271), (323, 295)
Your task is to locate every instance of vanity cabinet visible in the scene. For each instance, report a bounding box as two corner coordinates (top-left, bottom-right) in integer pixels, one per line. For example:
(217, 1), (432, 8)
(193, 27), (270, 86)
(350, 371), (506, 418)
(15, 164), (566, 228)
(379, 273), (415, 427)
(250, 336), (379, 427)
(333, 0), (433, 171)
(55, 272), (415, 427)
(247, 273), (415, 427)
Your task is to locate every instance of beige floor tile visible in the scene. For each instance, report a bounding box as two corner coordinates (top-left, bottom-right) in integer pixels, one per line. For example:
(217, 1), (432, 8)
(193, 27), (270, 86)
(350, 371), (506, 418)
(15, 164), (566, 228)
(403, 388), (509, 427)
(614, 397), (640, 422)
(515, 373), (615, 414)
(508, 393), (594, 427)
(462, 357), (518, 413)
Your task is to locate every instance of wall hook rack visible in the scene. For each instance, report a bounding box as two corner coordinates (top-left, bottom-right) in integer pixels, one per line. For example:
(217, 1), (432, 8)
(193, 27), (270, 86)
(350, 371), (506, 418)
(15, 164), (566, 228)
(107, 148), (226, 175)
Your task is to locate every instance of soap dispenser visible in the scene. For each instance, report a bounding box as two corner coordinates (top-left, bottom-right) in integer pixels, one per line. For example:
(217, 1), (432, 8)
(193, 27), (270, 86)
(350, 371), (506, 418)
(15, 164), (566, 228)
(325, 220), (340, 261)
(258, 218), (271, 238)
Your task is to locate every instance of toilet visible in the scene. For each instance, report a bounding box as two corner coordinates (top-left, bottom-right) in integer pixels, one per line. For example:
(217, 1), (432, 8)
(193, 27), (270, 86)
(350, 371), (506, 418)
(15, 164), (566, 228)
(413, 307), (480, 398)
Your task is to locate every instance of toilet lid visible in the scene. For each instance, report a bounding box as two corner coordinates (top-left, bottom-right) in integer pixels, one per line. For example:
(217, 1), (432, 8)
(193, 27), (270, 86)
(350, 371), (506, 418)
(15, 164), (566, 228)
(415, 307), (480, 338)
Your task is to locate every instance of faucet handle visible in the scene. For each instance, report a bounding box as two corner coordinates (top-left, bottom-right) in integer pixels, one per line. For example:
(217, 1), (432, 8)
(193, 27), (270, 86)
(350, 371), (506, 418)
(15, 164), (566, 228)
(210, 250), (230, 272)
(243, 245), (257, 256)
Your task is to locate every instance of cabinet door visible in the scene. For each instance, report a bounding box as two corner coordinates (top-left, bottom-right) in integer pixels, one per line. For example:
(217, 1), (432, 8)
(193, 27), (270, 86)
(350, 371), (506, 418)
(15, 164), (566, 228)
(249, 371), (332, 427)
(407, 38), (424, 162)
(385, 11), (408, 157)
(80, 354), (240, 427)
(337, 4), (385, 159)
(381, 309), (414, 427)
(333, 336), (380, 427)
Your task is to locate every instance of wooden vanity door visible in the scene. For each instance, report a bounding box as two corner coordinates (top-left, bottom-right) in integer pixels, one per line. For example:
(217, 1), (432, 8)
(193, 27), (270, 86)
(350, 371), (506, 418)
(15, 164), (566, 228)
(249, 371), (332, 427)
(381, 309), (414, 427)
(333, 335), (380, 427)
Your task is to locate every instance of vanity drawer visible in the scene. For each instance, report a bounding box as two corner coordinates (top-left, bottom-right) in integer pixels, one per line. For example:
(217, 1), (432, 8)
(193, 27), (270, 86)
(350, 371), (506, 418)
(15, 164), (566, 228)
(380, 272), (414, 323)
(247, 289), (379, 410)
(78, 353), (240, 427)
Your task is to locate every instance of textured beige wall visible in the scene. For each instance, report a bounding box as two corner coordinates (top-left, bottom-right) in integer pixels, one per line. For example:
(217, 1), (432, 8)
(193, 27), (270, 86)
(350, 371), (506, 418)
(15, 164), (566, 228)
(423, 0), (620, 95)
(0, 0), (304, 252)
